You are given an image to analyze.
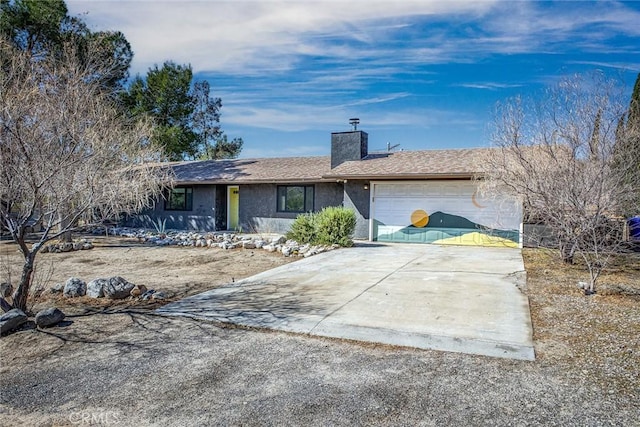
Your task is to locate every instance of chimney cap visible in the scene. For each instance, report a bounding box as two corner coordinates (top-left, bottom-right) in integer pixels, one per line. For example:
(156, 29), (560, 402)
(349, 118), (360, 130)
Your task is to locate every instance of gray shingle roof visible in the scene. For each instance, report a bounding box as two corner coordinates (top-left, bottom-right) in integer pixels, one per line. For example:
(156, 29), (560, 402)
(325, 148), (490, 179)
(171, 148), (490, 184)
(172, 156), (332, 183)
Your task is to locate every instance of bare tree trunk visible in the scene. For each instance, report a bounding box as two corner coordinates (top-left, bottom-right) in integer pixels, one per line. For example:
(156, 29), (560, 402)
(60, 231), (72, 243)
(59, 211), (72, 243)
(13, 251), (35, 312)
(585, 263), (600, 295)
(560, 240), (577, 264)
(0, 297), (12, 313)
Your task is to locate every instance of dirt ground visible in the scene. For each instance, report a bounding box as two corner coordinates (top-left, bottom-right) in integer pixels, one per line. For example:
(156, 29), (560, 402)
(0, 238), (639, 426)
(0, 235), (294, 313)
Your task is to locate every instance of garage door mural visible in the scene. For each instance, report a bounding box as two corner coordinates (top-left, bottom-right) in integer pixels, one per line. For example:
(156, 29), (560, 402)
(372, 181), (522, 247)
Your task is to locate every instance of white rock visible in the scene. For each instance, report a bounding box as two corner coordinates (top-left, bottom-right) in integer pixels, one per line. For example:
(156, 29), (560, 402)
(86, 278), (108, 298)
(272, 236), (286, 245)
(104, 276), (135, 299)
(63, 278), (86, 298)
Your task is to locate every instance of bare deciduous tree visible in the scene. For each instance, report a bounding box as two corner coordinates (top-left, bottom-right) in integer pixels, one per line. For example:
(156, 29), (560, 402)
(0, 37), (172, 312)
(480, 72), (640, 294)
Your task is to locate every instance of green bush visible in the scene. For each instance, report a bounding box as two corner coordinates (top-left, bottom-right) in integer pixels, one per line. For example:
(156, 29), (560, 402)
(316, 206), (356, 247)
(286, 212), (317, 244)
(288, 207), (356, 247)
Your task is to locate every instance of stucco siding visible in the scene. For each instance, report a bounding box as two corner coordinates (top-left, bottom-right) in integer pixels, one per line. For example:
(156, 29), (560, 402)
(240, 182), (344, 234)
(127, 185), (217, 231)
(129, 182), (347, 234)
(343, 180), (370, 239)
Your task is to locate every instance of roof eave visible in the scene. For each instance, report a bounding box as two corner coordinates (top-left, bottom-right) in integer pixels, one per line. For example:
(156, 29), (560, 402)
(322, 172), (481, 180)
(174, 177), (336, 185)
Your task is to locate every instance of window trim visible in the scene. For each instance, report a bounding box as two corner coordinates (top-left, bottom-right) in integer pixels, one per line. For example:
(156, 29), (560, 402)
(164, 186), (193, 211)
(276, 185), (314, 213)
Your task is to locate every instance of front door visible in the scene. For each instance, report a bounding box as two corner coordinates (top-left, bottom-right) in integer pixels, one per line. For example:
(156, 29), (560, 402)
(227, 186), (239, 230)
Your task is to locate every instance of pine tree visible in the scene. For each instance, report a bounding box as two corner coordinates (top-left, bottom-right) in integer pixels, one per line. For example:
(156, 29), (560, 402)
(626, 73), (640, 214)
(628, 73), (640, 132)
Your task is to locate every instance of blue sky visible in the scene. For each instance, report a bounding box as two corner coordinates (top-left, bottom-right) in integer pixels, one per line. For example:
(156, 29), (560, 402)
(66, 0), (640, 158)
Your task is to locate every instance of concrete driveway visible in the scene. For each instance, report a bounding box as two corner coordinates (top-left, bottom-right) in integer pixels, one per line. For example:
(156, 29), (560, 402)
(158, 243), (534, 360)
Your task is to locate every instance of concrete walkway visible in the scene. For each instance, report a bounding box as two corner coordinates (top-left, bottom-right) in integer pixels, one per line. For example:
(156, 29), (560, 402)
(157, 243), (535, 360)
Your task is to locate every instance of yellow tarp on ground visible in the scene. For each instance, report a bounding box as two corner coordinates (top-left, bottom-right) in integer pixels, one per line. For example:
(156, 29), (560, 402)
(433, 231), (519, 248)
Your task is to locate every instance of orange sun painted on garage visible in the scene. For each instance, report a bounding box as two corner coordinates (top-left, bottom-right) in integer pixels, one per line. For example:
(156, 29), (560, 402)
(471, 191), (487, 209)
(411, 210), (429, 228)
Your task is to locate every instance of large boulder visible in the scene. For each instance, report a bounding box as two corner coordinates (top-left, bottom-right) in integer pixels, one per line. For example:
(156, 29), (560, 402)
(35, 307), (65, 328)
(86, 278), (109, 298)
(0, 309), (28, 334)
(104, 276), (135, 299)
(63, 278), (86, 298)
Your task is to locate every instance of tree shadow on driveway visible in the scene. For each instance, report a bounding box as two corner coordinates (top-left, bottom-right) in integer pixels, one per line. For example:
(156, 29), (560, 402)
(156, 280), (330, 330)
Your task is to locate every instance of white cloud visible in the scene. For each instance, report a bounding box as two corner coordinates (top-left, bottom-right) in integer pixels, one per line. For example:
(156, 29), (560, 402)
(241, 144), (326, 158)
(481, 1), (640, 52)
(66, 0), (640, 77)
(222, 97), (480, 133)
(457, 82), (523, 90)
(567, 60), (640, 72)
(67, 0), (498, 74)
(222, 104), (349, 132)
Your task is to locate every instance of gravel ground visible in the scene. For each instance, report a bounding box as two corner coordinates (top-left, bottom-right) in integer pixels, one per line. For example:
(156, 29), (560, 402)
(1, 301), (639, 427)
(0, 246), (638, 426)
(1, 311), (638, 427)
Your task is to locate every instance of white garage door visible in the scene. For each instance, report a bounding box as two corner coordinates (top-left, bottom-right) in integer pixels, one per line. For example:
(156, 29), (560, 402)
(371, 181), (522, 247)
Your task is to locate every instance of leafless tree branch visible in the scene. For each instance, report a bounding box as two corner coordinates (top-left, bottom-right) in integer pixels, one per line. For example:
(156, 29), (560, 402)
(0, 37), (173, 312)
(479, 72), (640, 294)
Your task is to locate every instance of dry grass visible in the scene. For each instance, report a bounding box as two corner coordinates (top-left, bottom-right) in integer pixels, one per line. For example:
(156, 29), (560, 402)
(523, 248), (640, 397)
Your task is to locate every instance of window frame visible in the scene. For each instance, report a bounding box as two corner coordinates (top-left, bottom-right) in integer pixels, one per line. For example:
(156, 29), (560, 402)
(276, 185), (314, 213)
(164, 186), (193, 211)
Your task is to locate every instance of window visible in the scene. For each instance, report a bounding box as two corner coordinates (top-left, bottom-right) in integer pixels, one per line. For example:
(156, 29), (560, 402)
(277, 185), (314, 213)
(165, 187), (193, 211)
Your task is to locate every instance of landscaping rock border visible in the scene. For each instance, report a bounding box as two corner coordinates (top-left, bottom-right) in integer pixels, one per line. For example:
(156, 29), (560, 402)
(99, 227), (340, 258)
(39, 238), (94, 254)
(51, 276), (168, 302)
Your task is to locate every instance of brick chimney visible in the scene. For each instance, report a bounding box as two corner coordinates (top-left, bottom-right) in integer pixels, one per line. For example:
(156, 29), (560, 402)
(330, 130), (368, 169)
